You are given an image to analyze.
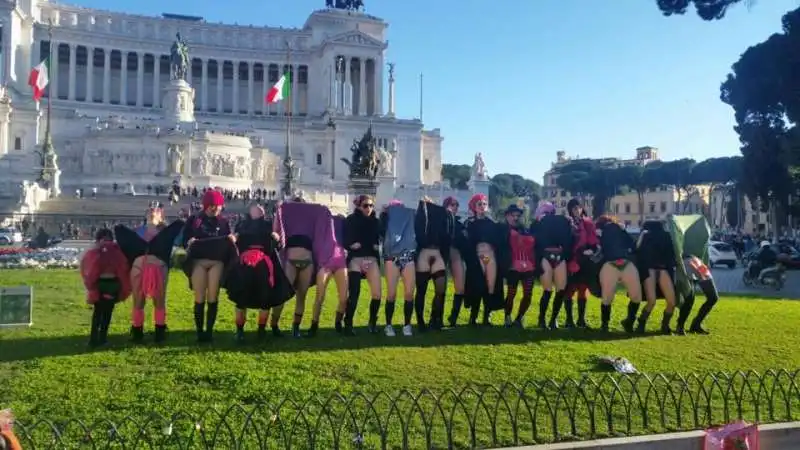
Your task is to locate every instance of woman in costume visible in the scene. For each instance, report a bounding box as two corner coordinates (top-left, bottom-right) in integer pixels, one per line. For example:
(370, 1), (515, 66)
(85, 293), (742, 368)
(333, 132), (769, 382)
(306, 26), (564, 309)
(273, 200), (342, 337)
(182, 189), (237, 342)
(532, 201), (573, 329)
(675, 284), (718, 335)
(503, 204), (536, 328)
(463, 194), (507, 326)
(443, 197), (468, 327)
(634, 220), (677, 334)
(227, 204), (294, 342)
(595, 215), (643, 332)
(380, 200), (417, 337)
(309, 212), (348, 337)
(414, 197), (454, 331)
(80, 228), (131, 347)
(114, 206), (183, 343)
(564, 199), (599, 329)
(343, 195), (383, 335)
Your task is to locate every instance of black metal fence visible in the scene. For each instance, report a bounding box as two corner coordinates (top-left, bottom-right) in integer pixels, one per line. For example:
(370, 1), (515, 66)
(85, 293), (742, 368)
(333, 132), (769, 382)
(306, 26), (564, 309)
(8, 369), (800, 449)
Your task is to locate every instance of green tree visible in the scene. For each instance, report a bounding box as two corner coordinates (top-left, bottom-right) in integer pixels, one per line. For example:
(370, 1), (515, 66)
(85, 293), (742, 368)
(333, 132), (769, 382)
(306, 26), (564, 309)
(654, 0), (752, 20)
(555, 162), (621, 218)
(719, 7), (800, 226)
(441, 164), (470, 190)
(649, 158), (697, 213)
(489, 173), (542, 211)
(616, 164), (662, 225)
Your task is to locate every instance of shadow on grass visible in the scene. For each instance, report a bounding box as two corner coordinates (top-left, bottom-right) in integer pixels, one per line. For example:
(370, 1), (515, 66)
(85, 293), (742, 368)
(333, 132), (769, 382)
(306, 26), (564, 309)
(0, 324), (640, 362)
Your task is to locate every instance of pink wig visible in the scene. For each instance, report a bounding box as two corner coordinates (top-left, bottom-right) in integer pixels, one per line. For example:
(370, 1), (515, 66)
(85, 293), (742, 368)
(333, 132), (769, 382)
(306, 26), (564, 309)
(468, 193), (488, 215)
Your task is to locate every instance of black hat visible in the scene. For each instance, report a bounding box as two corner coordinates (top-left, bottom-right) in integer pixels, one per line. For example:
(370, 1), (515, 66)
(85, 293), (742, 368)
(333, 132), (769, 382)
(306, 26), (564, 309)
(504, 204), (524, 215)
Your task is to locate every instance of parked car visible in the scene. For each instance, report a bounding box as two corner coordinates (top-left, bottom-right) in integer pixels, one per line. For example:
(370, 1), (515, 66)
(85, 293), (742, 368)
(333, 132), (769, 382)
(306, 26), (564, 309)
(708, 240), (737, 268)
(0, 227), (23, 245)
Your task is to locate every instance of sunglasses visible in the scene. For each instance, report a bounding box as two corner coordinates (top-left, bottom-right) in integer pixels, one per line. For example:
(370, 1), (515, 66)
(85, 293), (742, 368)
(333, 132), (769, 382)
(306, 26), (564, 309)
(476, 202), (488, 207)
(361, 203), (374, 209)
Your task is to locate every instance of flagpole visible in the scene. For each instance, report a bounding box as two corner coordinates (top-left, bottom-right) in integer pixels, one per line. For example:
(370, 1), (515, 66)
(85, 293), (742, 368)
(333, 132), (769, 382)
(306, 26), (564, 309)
(419, 73), (423, 122)
(281, 41), (294, 199)
(38, 19), (55, 187)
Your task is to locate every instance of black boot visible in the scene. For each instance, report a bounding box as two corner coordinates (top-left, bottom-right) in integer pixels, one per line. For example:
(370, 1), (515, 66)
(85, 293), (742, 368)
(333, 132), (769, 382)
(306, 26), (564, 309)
(621, 302), (640, 333)
(414, 272), (430, 331)
(538, 290), (552, 329)
(308, 321), (319, 337)
(468, 304), (480, 327)
(89, 305), (103, 347)
(334, 311), (344, 333)
(661, 311), (673, 335)
(576, 297), (589, 328)
(689, 292), (718, 334)
(205, 302), (219, 342)
(481, 300), (491, 327)
(235, 326), (246, 343)
(675, 292), (695, 335)
(635, 309), (651, 334)
(130, 325), (144, 343)
(564, 297), (575, 328)
(600, 304), (611, 332)
(271, 324), (282, 337)
(343, 301), (358, 336)
(344, 272), (362, 336)
(430, 294), (444, 330)
(257, 324), (267, 340)
(154, 324), (167, 343)
(193, 302), (205, 342)
(548, 290), (565, 330)
(292, 322), (302, 338)
(448, 294), (464, 327)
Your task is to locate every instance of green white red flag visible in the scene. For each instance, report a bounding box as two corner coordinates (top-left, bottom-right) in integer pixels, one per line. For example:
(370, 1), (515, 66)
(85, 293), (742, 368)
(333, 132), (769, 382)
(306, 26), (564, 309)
(28, 58), (50, 102)
(266, 72), (291, 104)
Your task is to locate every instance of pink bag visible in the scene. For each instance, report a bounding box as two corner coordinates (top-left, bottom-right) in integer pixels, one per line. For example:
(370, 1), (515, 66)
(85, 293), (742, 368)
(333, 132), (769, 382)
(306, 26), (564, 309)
(704, 420), (759, 450)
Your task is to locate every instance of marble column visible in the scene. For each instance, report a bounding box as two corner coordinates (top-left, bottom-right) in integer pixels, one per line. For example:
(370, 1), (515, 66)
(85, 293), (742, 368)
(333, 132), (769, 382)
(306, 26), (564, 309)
(232, 61), (239, 114)
(358, 59), (366, 116)
(136, 53), (144, 106)
(120, 51), (128, 105)
(86, 46), (94, 102)
(292, 64), (299, 115)
(67, 44), (76, 100)
(375, 58), (384, 116)
(344, 57), (351, 115)
(216, 61), (223, 113)
(261, 64), (269, 115)
(102, 48), (110, 103)
(201, 59), (208, 111)
(152, 54), (160, 107)
(247, 62), (254, 115)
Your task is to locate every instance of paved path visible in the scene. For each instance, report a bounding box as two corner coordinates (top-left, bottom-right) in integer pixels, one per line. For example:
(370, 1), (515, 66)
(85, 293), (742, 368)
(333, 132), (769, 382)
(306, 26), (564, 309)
(710, 265), (800, 298)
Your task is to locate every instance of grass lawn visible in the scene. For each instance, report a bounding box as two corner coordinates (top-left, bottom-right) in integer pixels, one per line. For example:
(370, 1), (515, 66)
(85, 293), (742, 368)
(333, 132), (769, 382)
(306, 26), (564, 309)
(1, 269), (799, 448)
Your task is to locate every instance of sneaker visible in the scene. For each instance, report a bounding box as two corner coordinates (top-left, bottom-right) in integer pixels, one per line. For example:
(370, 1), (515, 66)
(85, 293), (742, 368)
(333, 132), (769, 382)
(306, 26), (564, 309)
(384, 325), (396, 337)
(512, 318), (524, 328)
(402, 324), (413, 336)
(234, 329), (245, 343)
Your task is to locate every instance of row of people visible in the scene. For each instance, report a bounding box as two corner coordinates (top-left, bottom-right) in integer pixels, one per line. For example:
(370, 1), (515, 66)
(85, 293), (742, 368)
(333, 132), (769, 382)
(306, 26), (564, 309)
(79, 190), (717, 347)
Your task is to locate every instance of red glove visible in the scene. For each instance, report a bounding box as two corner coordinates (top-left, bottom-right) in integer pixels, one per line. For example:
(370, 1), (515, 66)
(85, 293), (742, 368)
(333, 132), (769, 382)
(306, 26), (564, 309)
(568, 261), (580, 274)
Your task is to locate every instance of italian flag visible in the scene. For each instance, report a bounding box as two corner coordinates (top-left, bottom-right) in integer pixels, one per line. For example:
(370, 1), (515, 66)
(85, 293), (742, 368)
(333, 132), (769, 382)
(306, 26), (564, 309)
(266, 72), (291, 104)
(28, 58), (50, 102)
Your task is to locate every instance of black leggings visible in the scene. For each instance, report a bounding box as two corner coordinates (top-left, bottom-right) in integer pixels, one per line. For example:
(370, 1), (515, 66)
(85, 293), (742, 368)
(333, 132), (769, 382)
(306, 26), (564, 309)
(505, 271), (535, 316)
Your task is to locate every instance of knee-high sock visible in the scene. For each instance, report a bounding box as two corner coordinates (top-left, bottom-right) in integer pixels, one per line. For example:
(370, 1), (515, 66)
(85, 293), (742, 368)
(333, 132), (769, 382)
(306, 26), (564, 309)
(193, 303), (205, 332)
(550, 289), (566, 322)
(235, 309), (246, 328)
(206, 302), (219, 334)
(403, 299), (414, 326)
(538, 290), (552, 321)
(100, 302), (115, 336)
(505, 279), (519, 316)
(414, 272), (431, 326)
(90, 304), (103, 342)
(449, 293), (464, 322)
(369, 298), (381, 325)
(516, 276), (534, 321)
(431, 272), (447, 325)
(345, 271), (362, 326)
(577, 294), (588, 324)
(564, 296), (574, 324)
(154, 307), (166, 326)
(132, 308), (145, 328)
(601, 303), (611, 328)
(385, 301), (396, 326)
(626, 301), (641, 324)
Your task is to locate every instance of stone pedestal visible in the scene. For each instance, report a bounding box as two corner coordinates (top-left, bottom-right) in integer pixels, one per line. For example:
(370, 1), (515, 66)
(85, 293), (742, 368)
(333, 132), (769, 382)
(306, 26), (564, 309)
(348, 177), (379, 199)
(375, 175), (396, 206)
(467, 176), (490, 197)
(162, 79), (195, 125)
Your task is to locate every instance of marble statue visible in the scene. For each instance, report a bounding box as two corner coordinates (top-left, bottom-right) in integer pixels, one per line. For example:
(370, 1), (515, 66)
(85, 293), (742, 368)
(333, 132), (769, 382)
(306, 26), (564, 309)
(387, 62), (395, 82)
(252, 160), (264, 180)
(234, 157), (249, 179)
(472, 152), (487, 180)
(342, 125), (380, 180)
(198, 153), (210, 175)
(378, 148), (393, 176)
(170, 32), (190, 81)
(166, 144), (182, 173)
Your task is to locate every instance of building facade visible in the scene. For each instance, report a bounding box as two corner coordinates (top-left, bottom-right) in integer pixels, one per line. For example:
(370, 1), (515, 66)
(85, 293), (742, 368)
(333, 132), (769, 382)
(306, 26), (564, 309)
(0, 0), (444, 196)
(542, 147), (711, 227)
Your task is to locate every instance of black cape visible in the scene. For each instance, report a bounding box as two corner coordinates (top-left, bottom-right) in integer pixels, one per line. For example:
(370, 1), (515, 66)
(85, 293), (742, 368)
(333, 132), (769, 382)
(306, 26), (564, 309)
(182, 235), (239, 288)
(113, 220), (184, 267)
(226, 219), (295, 310)
(463, 217), (508, 311)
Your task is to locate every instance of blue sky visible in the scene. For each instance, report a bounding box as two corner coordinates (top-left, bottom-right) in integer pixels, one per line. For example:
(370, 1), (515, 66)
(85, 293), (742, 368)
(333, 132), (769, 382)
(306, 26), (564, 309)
(70, 0), (798, 183)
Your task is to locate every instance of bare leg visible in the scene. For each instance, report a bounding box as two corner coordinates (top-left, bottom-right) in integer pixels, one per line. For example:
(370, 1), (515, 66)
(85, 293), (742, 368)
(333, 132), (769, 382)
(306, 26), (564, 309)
(548, 261), (570, 330)
(384, 261), (399, 332)
(204, 261), (224, 340)
(291, 265), (314, 337)
(365, 258), (383, 332)
(598, 263), (620, 331)
(430, 254), (448, 329)
(619, 263), (643, 333)
(657, 270), (676, 334)
(537, 259), (554, 328)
